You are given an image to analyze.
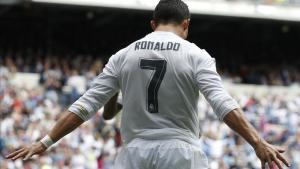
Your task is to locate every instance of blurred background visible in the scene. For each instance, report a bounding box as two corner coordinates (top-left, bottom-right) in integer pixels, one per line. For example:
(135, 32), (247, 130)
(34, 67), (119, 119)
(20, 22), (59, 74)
(0, 0), (299, 168)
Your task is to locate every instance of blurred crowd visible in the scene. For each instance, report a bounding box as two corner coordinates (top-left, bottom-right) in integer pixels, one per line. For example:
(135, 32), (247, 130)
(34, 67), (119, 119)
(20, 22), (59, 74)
(0, 53), (118, 169)
(0, 54), (299, 169)
(0, 53), (299, 87)
(220, 64), (300, 86)
(199, 92), (300, 169)
(0, 59), (122, 169)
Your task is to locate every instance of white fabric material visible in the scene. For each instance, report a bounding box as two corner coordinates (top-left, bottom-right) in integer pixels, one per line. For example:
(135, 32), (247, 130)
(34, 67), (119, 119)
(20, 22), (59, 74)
(68, 82), (118, 121)
(68, 31), (239, 156)
(114, 138), (209, 169)
(40, 135), (54, 148)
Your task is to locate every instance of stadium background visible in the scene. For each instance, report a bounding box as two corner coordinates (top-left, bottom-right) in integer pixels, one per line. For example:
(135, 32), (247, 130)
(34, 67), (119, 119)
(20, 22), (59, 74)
(0, 0), (299, 168)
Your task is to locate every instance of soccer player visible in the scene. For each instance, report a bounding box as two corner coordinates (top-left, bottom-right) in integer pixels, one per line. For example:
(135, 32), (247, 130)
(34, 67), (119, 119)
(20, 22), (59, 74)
(6, 0), (290, 168)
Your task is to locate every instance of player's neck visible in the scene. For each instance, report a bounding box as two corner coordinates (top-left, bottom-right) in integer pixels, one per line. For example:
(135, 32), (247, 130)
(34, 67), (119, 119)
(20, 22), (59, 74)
(154, 24), (183, 38)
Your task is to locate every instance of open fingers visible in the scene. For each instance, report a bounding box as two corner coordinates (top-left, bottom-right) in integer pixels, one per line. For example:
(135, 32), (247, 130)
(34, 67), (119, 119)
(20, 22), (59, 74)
(12, 149), (29, 160)
(5, 148), (25, 159)
(276, 152), (290, 167)
(271, 155), (283, 169)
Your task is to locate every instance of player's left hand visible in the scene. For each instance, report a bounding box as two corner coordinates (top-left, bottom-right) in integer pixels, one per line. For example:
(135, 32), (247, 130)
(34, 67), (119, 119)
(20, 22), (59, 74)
(254, 140), (290, 169)
(5, 142), (47, 161)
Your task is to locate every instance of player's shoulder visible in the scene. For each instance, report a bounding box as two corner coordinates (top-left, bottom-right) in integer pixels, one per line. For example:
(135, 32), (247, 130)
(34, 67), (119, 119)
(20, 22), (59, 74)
(184, 42), (216, 70)
(183, 41), (212, 60)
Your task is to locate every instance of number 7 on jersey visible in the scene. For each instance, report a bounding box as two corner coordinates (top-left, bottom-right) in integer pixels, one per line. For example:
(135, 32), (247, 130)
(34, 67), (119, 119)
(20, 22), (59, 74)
(140, 59), (167, 113)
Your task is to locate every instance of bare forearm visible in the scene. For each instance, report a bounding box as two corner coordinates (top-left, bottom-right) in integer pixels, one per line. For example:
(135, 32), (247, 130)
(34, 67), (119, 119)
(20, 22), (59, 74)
(48, 111), (84, 143)
(223, 108), (262, 148)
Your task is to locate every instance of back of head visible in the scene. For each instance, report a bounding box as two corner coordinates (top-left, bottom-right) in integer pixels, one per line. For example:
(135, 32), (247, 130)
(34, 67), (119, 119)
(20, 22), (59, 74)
(153, 0), (190, 25)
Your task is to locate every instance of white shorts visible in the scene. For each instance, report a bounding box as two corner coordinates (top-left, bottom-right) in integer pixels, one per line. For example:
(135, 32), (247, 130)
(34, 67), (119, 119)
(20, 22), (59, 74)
(114, 138), (208, 169)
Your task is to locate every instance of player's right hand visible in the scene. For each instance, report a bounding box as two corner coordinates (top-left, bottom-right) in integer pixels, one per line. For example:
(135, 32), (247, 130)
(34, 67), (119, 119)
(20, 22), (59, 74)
(254, 140), (290, 169)
(5, 142), (47, 161)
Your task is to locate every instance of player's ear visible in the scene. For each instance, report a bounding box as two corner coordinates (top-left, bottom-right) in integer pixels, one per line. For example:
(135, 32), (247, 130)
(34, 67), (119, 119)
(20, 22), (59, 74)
(181, 19), (190, 39)
(181, 19), (190, 31)
(151, 20), (157, 31)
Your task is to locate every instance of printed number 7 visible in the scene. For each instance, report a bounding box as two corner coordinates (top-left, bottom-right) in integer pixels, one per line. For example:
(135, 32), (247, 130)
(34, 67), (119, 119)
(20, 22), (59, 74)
(140, 59), (167, 113)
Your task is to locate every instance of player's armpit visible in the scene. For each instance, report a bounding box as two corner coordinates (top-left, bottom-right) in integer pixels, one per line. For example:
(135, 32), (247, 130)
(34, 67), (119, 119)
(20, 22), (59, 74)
(103, 92), (122, 120)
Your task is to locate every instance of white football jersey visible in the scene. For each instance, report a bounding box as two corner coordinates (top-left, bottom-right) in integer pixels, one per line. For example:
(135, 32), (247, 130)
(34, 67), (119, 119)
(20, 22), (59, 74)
(69, 31), (239, 144)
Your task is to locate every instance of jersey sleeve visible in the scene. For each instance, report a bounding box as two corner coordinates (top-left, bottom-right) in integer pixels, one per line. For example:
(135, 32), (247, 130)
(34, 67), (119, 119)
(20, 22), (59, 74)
(193, 48), (240, 121)
(68, 50), (122, 121)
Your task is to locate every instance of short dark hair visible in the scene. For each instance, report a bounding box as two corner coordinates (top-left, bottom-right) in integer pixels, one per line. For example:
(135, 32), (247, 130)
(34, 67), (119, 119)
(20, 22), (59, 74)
(153, 0), (190, 25)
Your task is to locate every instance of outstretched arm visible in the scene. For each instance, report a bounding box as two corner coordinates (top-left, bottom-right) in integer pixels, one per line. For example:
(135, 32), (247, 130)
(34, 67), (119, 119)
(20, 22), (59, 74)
(6, 50), (123, 161)
(5, 82), (117, 161)
(194, 50), (290, 169)
(6, 91), (121, 161)
(223, 109), (290, 169)
(6, 111), (83, 160)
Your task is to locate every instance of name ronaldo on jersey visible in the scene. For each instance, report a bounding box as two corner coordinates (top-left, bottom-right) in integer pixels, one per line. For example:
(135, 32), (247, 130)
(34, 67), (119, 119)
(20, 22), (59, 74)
(135, 41), (180, 51)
